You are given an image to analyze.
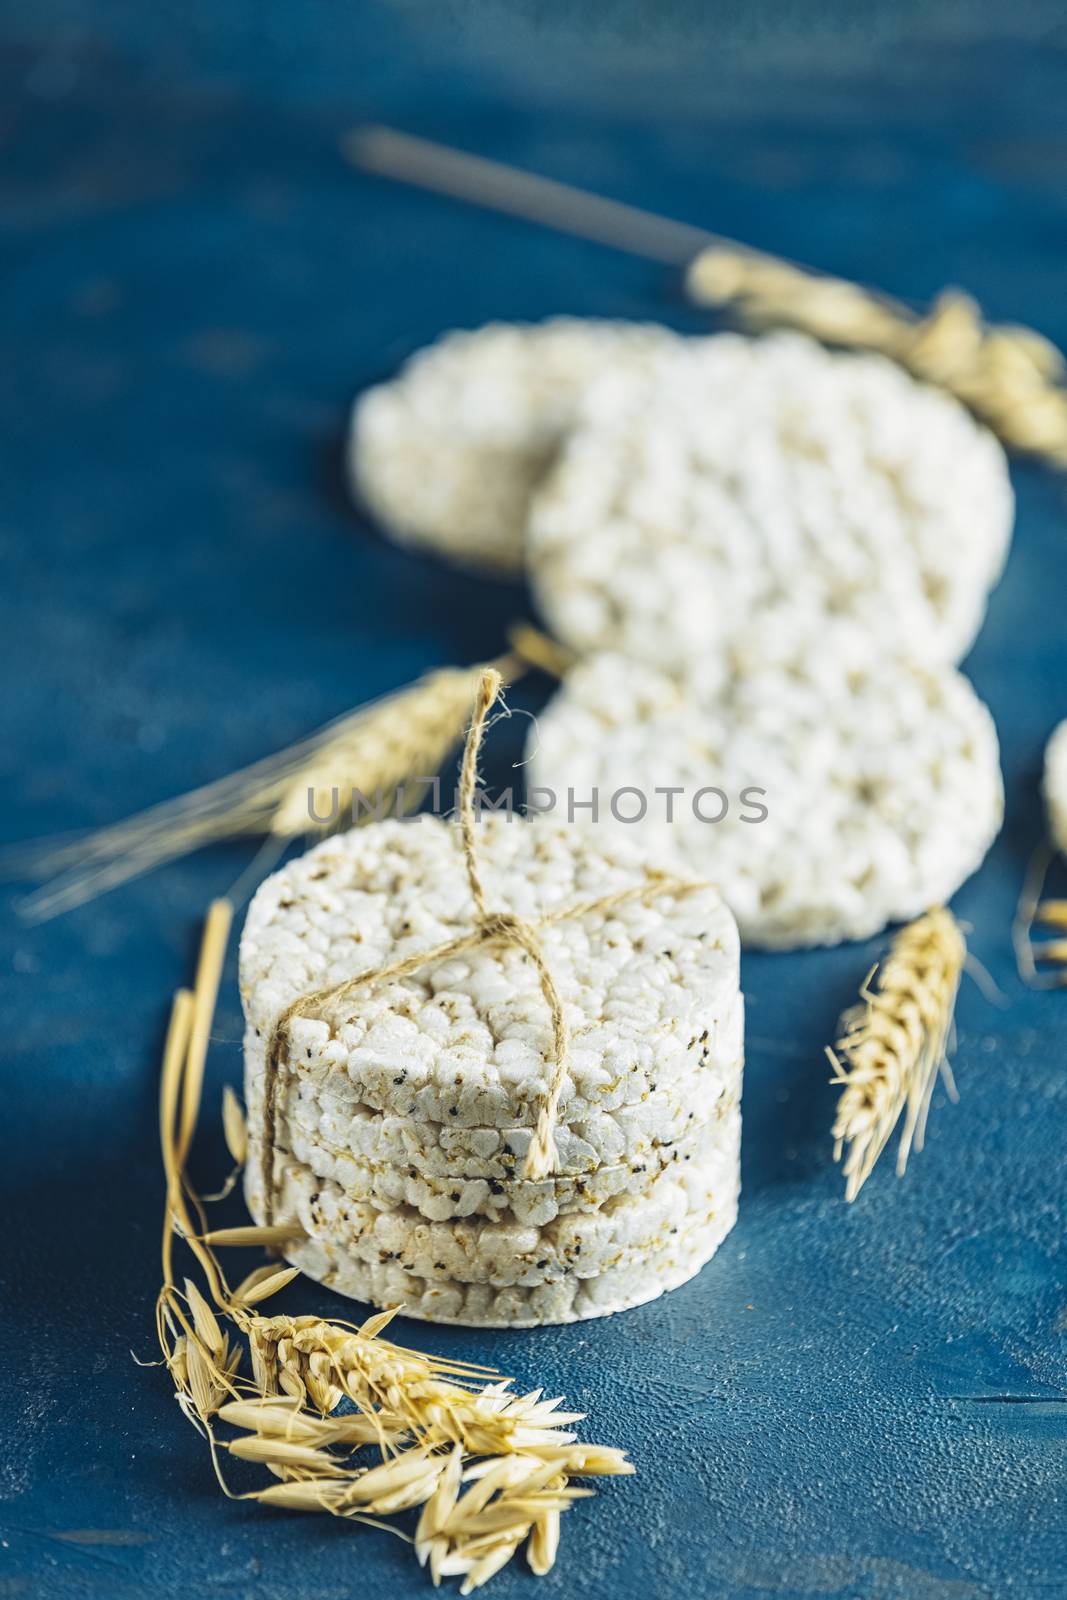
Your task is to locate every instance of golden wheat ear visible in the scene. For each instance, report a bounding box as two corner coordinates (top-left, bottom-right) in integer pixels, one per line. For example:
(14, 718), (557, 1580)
(828, 908), (966, 1201)
(6, 653), (520, 922)
(345, 125), (1067, 467)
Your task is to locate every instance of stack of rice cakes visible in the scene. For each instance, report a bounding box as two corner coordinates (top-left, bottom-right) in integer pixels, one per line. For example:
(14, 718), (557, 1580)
(241, 814), (743, 1327)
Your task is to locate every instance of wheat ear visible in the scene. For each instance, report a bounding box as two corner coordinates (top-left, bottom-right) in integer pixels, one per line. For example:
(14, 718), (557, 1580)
(828, 908), (966, 1201)
(9, 654), (520, 921)
(345, 126), (1067, 467)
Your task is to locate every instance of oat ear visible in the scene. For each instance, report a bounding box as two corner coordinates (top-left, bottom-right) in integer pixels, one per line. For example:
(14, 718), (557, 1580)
(156, 900), (634, 1587)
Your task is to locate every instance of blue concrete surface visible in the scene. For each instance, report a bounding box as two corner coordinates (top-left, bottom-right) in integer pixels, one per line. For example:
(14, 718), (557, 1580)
(1, 6), (1066, 1597)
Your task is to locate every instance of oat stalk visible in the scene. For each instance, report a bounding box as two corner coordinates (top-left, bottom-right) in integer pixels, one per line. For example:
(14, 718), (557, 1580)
(8, 654), (520, 921)
(827, 908), (966, 1201)
(154, 903), (633, 1591)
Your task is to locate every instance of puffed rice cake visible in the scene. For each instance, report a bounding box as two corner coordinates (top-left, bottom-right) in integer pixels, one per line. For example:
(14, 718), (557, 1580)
(527, 645), (1003, 949)
(348, 318), (683, 574)
(1045, 720), (1067, 855)
(240, 814), (744, 1324)
(527, 330), (1014, 670)
(276, 1128), (738, 1291)
(283, 1204), (735, 1328)
(278, 1029), (740, 1218)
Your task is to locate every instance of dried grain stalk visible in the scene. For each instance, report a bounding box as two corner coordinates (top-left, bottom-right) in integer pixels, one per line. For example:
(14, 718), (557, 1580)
(346, 126), (1067, 467)
(687, 256), (1067, 466)
(1030, 897), (1067, 983)
(507, 621), (576, 680)
(9, 653), (520, 921)
(828, 908), (966, 1201)
(1012, 841), (1067, 990)
(154, 901), (633, 1591)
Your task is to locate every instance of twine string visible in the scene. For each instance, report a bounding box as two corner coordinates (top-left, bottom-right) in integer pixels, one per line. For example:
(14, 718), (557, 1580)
(456, 669), (496, 920)
(454, 668), (573, 1178)
(260, 668), (710, 1222)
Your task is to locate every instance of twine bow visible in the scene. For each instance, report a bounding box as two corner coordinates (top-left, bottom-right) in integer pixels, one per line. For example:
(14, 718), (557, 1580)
(260, 668), (710, 1223)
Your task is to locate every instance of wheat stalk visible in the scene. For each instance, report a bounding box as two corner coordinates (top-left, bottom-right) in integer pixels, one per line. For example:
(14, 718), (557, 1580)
(346, 125), (1067, 468)
(506, 621), (576, 680)
(1012, 841), (1067, 990)
(8, 654), (519, 921)
(827, 908), (966, 1201)
(154, 903), (633, 1591)
(1031, 897), (1067, 980)
(687, 255), (1067, 466)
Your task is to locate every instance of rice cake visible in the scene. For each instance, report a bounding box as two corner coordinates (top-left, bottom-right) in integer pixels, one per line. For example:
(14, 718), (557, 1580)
(282, 1198), (738, 1328)
(1045, 721), (1067, 855)
(527, 331), (1014, 671)
(275, 1119), (738, 1289)
(527, 647), (1003, 949)
(240, 815), (740, 1134)
(348, 318), (682, 574)
(276, 1015), (741, 1177)
(282, 1087), (739, 1224)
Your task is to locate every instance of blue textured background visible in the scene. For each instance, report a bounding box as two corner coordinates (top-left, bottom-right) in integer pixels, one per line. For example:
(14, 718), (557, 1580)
(2, 5), (1066, 1597)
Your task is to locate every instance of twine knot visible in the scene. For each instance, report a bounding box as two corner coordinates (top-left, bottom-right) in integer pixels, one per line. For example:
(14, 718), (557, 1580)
(476, 910), (526, 942)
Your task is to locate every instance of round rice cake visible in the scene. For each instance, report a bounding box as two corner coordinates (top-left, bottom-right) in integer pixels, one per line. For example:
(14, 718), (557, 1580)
(240, 814), (741, 1137)
(241, 812), (742, 1324)
(274, 1020), (741, 1180)
(527, 647), (1003, 949)
(527, 330), (1014, 670)
(1045, 721), (1067, 855)
(280, 1085), (739, 1225)
(348, 318), (683, 574)
(273, 1110), (738, 1289)
(281, 1191), (738, 1327)
(240, 812), (744, 1320)
(242, 984), (741, 1149)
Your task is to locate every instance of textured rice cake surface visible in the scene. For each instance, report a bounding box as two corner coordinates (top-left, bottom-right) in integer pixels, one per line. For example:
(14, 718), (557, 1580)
(349, 318), (682, 574)
(527, 331), (1014, 670)
(240, 814), (740, 1138)
(279, 1081), (739, 1216)
(1045, 720), (1067, 854)
(278, 1009), (740, 1171)
(278, 1115), (738, 1288)
(281, 1189), (739, 1328)
(527, 647), (1003, 949)
(253, 1092), (739, 1325)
